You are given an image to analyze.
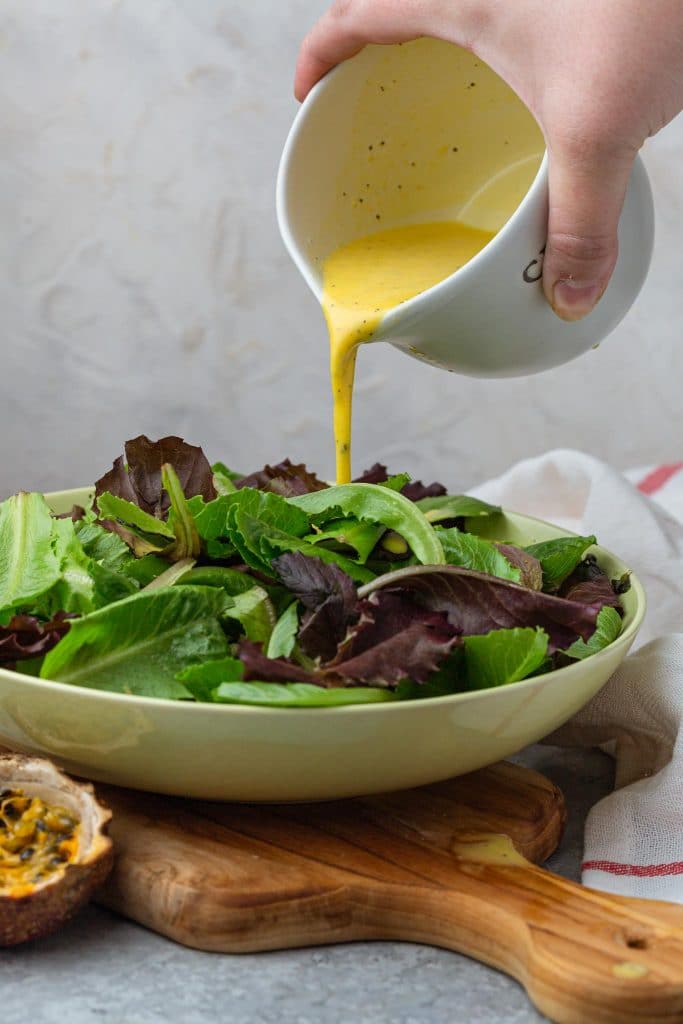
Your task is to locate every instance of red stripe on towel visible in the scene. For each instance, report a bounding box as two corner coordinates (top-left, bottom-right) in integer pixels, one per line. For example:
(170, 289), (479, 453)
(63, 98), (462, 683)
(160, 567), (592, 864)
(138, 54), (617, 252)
(582, 859), (683, 877)
(637, 463), (683, 495)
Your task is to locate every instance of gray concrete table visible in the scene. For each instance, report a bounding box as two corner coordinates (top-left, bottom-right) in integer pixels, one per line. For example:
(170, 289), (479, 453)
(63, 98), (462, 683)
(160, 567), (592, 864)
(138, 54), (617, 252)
(1, 744), (613, 1024)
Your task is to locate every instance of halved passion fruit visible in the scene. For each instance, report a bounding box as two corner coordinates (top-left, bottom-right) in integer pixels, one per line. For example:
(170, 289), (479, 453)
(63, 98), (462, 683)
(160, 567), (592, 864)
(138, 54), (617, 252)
(0, 755), (113, 945)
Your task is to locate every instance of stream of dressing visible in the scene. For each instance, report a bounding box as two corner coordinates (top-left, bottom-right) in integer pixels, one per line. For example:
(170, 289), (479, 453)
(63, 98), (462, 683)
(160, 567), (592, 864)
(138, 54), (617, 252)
(322, 221), (494, 484)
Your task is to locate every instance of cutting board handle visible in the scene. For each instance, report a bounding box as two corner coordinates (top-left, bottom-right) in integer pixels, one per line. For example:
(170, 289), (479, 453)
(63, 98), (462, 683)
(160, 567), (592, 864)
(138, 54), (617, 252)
(380, 834), (683, 1024)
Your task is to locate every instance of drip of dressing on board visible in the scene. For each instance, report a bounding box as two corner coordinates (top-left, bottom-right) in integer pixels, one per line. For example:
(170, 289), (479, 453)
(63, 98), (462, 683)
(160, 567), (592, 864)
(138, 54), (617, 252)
(322, 221), (494, 483)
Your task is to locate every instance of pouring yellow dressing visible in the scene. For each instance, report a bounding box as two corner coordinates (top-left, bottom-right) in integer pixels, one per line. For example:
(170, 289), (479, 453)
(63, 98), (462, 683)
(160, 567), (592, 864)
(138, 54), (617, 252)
(322, 221), (494, 483)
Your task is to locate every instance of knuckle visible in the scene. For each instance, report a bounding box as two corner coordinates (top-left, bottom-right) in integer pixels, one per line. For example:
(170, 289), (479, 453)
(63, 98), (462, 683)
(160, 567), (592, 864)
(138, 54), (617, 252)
(547, 231), (616, 267)
(330, 0), (354, 17)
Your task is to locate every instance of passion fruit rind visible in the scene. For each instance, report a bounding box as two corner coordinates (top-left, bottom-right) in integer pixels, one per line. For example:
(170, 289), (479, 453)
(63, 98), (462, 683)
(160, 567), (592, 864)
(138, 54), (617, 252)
(0, 755), (113, 946)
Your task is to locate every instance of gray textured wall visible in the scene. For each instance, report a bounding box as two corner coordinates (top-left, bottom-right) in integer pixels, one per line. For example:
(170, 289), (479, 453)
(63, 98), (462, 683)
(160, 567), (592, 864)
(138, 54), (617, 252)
(1, 0), (681, 497)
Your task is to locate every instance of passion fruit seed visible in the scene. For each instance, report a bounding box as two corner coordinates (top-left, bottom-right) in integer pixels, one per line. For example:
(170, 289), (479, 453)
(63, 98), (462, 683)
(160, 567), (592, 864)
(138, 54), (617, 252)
(0, 789), (79, 894)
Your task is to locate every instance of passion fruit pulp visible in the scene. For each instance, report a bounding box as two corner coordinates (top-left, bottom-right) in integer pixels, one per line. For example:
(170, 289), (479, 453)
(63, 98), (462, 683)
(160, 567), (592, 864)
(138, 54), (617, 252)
(0, 755), (113, 946)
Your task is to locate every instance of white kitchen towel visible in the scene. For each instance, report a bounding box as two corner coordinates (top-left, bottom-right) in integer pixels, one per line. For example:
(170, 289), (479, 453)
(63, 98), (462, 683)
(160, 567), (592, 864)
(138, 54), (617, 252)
(471, 450), (683, 903)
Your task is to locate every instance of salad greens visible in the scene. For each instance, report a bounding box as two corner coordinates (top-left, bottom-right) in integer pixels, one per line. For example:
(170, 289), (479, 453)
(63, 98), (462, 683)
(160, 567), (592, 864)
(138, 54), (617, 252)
(0, 435), (630, 707)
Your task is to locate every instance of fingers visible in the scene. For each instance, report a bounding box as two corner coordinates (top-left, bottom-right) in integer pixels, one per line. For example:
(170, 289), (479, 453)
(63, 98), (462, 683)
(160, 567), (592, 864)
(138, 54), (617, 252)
(295, 0), (486, 101)
(542, 135), (638, 321)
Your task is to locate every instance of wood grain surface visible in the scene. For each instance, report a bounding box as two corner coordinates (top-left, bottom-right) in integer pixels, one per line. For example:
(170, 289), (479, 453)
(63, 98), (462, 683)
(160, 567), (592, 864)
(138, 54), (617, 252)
(88, 760), (683, 1024)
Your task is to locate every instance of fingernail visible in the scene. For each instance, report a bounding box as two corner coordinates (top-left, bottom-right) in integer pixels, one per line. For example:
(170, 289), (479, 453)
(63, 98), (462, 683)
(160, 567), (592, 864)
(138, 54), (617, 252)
(552, 280), (603, 322)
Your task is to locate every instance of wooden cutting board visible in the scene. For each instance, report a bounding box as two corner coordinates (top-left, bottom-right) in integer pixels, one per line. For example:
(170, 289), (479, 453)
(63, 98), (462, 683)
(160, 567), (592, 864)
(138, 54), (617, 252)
(92, 761), (683, 1024)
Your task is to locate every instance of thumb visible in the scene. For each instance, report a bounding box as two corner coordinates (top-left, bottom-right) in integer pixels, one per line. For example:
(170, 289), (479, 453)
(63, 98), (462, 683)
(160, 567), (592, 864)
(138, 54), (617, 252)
(542, 138), (637, 321)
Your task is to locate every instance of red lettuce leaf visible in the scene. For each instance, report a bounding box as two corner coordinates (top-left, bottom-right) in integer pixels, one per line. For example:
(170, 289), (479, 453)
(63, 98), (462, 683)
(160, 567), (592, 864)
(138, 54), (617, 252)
(558, 556), (623, 611)
(273, 552), (359, 661)
(238, 640), (315, 684)
(0, 612), (73, 665)
(235, 459), (327, 497)
(354, 464), (447, 501)
(237, 590), (459, 689)
(354, 463), (390, 485)
(55, 505), (87, 522)
(494, 543), (543, 591)
(358, 565), (606, 653)
(95, 435), (216, 519)
(401, 480), (448, 501)
(321, 591), (460, 687)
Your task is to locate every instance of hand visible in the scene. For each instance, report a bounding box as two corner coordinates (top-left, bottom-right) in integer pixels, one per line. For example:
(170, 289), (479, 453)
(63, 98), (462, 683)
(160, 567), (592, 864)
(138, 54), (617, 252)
(295, 1), (683, 321)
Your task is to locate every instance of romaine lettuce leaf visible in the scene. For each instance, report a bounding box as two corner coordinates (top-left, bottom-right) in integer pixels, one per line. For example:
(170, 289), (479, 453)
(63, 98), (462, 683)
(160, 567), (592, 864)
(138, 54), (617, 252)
(45, 518), (97, 615)
(0, 493), (61, 619)
(41, 585), (231, 698)
(75, 521), (134, 572)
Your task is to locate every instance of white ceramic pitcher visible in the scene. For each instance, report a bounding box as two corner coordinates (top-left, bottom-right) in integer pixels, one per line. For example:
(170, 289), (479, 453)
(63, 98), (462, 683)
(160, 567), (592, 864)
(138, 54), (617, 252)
(277, 38), (654, 377)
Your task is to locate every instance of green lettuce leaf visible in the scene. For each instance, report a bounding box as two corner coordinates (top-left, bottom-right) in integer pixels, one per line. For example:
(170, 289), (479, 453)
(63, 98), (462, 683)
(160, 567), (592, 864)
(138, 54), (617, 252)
(231, 499), (374, 583)
(464, 627), (549, 690)
(436, 528), (521, 582)
(213, 681), (396, 707)
(122, 554), (171, 587)
(176, 565), (256, 595)
(88, 562), (139, 607)
(526, 535), (597, 591)
(290, 484), (444, 565)
(41, 585), (231, 698)
(0, 493), (61, 619)
(395, 649), (466, 700)
(224, 586), (276, 644)
(46, 518), (97, 614)
(176, 655), (244, 700)
(563, 606), (622, 660)
(416, 494), (502, 524)
(162, 464), (201, 560)
(176, 653), (396, 706)
(211, 462), (240, 496)
(97, 492), (175, 540)
(192, 495), (235, 542)
(305, 518), (385, 564)
(75, 521), (134, 573)
(267, 602), (299, 659)
(72, 520), (139, 608)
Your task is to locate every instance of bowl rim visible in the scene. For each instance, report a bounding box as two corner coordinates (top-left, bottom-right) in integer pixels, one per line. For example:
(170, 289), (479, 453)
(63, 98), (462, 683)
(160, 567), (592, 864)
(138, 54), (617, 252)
(0, 489), (646, 717)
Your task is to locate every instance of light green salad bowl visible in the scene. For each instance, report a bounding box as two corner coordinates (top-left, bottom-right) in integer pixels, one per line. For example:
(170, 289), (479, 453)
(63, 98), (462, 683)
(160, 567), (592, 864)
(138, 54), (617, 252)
(0, 488), (645, 802)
